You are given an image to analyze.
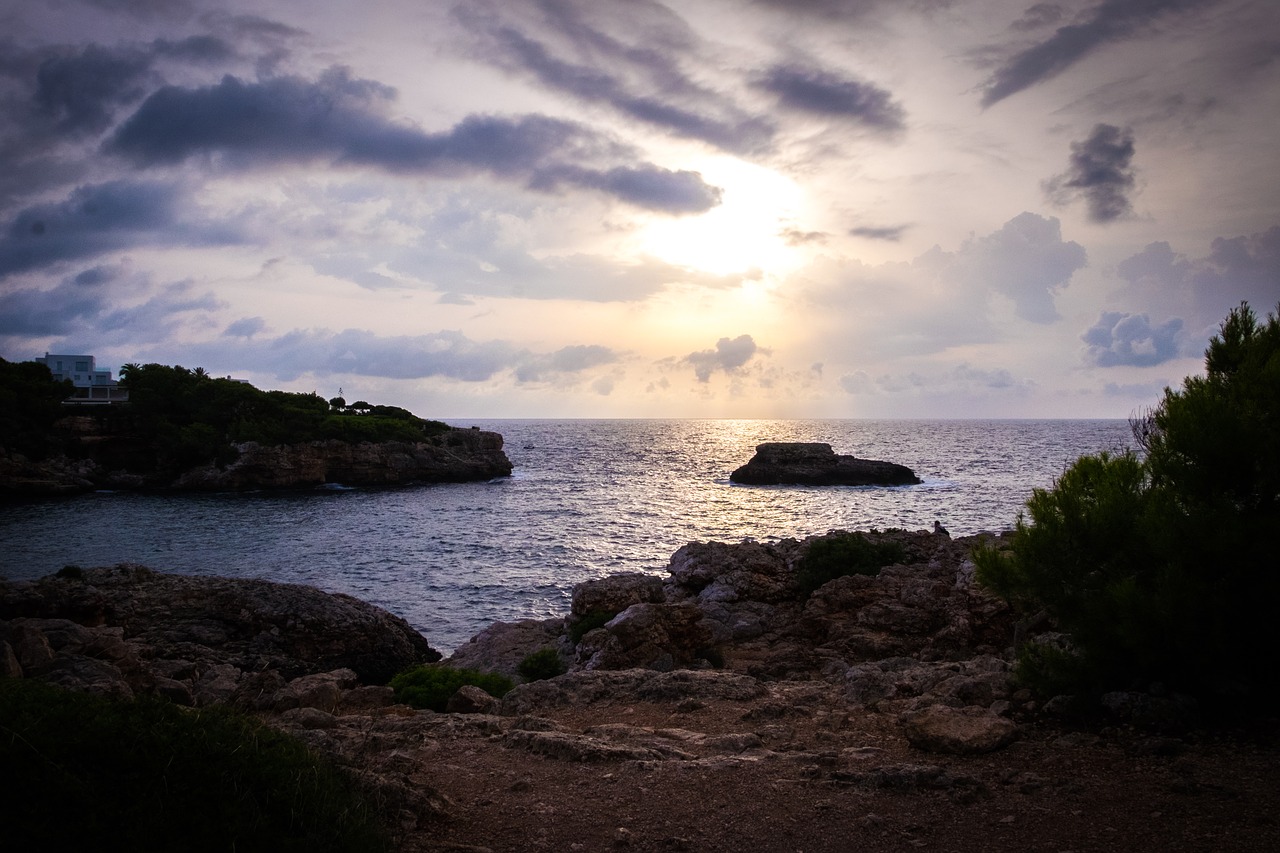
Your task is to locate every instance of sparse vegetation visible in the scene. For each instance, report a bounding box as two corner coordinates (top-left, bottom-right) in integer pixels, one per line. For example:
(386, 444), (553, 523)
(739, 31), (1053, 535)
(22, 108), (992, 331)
(517, 647), (567, 681)
(976, 302), (1280, 705)
(796, 533), (907, 595)
(569, 609), (619, 643)
(389, 664), (515, 711)
(0, 678), (390, 852)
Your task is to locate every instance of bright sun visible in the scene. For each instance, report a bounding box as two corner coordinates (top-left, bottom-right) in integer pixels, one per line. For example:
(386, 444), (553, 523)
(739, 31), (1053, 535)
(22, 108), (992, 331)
(636, 157), (808, 278)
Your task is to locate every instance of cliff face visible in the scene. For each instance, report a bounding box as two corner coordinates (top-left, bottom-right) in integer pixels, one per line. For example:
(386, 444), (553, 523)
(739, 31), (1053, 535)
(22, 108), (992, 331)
(173, 429), (512, 490)
(0, 426), (512, 495)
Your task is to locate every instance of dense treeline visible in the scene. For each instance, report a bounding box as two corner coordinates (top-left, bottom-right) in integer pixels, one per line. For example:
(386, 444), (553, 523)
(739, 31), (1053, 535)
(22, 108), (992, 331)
(0, 358), (73, 460)
(977, 302), (1280, 710)
(0, 360), (451, 475)
(116, 363), (452, 472)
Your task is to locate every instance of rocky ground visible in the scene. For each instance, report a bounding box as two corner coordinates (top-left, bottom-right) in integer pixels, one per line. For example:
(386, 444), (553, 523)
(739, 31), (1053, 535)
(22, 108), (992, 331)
(3, 531), (1277, 852)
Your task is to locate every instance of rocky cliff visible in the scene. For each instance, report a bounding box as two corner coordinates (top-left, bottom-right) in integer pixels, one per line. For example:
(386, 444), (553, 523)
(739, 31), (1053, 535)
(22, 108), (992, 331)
(730, 442), (922, 486)
(0, 426), (512, 495)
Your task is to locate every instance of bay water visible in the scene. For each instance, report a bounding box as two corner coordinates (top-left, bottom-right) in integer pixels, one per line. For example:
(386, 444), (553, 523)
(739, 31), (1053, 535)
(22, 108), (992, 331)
(0, 419), (1131, 653)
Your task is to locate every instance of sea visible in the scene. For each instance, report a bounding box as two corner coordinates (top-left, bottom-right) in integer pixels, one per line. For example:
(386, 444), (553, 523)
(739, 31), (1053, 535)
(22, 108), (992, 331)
(0, 419), (1131, 654)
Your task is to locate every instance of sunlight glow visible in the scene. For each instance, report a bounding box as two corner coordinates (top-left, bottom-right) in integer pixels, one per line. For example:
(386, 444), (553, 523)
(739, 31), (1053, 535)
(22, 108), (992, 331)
(637, 157), (808, 278)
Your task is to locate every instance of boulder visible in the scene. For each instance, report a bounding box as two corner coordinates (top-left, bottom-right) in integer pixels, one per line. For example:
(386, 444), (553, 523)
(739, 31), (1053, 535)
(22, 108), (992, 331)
(730, 443), (921, 486)
(900, 704), (1019, 754)
(447, 617), (566, 680)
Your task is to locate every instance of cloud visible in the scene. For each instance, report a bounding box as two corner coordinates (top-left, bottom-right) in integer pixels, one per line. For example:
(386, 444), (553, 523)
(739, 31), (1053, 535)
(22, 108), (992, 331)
(753, 64), (905, 132)
(223, 316), (266, 338)
(781, 228), (829, 246)
(982, 0), (1218, 106)
(187, 328), (524, 382)
(849, 224), (909, 241)
(948, 212), (1086, 323)
(1082, 311), (1184, 366)
(515, 344), (618, 382)
(1045, 124), (1137, 222)
(453, 0), (775, 155)
(0, 266), (115, 335)
(34, 44), (154, 135)
(839, 362), (1034, 395)
(105, 68), (721, 213)
(0, 180), (240, 278)
(1117, 226), (1280, 327)
(684, 334), (761, 382)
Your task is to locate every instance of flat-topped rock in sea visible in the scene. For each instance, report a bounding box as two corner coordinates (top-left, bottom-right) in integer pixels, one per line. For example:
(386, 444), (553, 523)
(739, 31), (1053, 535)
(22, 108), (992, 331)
(729, 442), (921, 486)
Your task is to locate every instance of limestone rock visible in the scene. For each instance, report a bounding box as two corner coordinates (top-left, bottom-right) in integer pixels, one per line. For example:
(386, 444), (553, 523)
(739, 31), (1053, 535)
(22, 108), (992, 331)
(447, 617), (566, 680)
(575, 602), (712, 671)
(901, 704), (1020, 754)
(730, 443), (921, 487)
(447, 684), (502, 714)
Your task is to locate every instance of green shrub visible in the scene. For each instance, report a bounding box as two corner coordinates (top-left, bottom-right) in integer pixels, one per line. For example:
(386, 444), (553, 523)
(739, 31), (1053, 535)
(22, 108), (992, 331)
(517, 647), (567, 681)
(568, 608), (620, 644)
(796, 533), (907, 595)
(0, 679), (390, 852)
(976, 302), (1280, 704)
(389, 664), (514, 711)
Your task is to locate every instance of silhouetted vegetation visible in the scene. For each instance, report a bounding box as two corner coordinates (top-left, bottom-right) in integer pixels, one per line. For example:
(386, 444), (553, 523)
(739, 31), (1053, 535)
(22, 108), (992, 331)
(0, 678), (391, 852)
(976, 302), (1280, 706)
(797, 532), (908, 596)
(389, 664), (514, 711)
(0, 357), (73, 459)
(114, 363), (451, 474)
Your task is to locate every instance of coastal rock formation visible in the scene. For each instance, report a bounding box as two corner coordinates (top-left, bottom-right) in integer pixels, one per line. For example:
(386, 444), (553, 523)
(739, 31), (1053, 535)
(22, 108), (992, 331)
(730, 442), (922, 486)
(0, 564), (440, 701)
(0, 426), (512, 495)
(174, 429), (512, 490)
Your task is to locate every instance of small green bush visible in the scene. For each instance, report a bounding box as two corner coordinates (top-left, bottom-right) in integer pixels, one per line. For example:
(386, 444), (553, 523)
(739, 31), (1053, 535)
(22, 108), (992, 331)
(797, 533), (907, 595)
(568, 608), (619, 644)
(0, 679), (390, 852)
(389, 664), (514, 711)
(517, 647), (567, 681)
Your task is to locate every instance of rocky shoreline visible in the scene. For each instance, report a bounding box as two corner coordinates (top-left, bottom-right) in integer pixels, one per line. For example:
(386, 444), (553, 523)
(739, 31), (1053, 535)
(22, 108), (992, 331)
(3, 530), (1276, 851)
(0, 425), (512, 496)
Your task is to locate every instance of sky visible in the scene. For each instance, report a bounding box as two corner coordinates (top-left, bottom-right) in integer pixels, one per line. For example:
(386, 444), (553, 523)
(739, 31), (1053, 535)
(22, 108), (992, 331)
(1, 0), (1277, 419)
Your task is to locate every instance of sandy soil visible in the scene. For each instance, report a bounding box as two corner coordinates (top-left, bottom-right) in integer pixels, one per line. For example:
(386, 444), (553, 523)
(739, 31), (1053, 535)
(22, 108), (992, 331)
(328, 690), (1280, 853)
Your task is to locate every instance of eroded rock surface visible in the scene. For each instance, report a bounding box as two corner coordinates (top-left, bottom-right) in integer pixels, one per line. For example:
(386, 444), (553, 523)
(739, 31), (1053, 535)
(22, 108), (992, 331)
(730, 442), (922, 486)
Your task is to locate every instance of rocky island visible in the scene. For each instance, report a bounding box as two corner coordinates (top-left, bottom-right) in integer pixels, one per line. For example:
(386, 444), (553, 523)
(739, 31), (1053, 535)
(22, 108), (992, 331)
(4, 529), (1275, 852)
(731, 442), (922, 486)
(0, 359), (512, 495)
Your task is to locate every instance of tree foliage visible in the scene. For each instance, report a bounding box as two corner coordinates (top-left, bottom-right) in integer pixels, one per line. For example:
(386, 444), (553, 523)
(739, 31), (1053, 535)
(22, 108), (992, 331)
(0, 358), (73, 459)
(976, 302), (1280, 703)
(115, 363), (451, 474)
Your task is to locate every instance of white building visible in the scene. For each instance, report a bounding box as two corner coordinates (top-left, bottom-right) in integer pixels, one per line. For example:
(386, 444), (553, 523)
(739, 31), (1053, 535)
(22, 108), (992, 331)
(35, 353), (128, 403)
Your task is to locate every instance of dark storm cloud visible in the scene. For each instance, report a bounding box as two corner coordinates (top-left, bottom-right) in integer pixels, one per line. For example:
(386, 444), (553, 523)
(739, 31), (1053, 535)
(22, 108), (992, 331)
(0, 266), (115, 335)
(982, 0), (1217, 106)
(1082, 311), (1184, 366)
(151, 35), (236, 63)
(1011, 3), (1067, 31)
(685, 334), (760, 382)
(754, 64), (905, 132)
(1045, 124), (1137, 223)
(105, 69), (721, 214)
(850, 224), (909, 241)
(515, 344), (618, 382)
(34, 44), (154, 135)
(0, 180), (240, 278)
(453, 1), (775, 154)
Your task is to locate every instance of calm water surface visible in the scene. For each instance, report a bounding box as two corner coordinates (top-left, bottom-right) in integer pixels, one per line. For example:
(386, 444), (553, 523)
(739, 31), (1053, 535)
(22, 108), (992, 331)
(0, 419), (1130, 652)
